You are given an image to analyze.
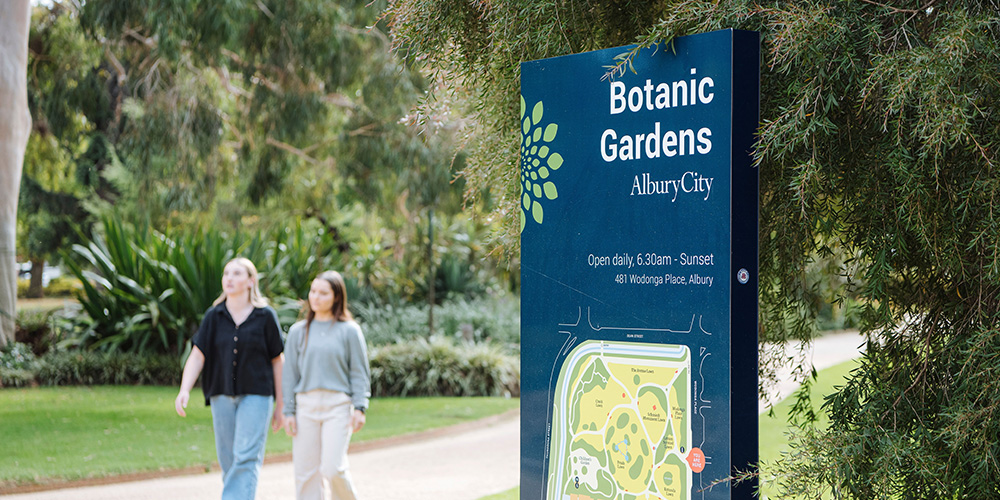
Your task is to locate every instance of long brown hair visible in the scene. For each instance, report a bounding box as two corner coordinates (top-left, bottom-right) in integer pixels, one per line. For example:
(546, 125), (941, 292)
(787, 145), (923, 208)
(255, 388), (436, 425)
(302, 271), (353, 349)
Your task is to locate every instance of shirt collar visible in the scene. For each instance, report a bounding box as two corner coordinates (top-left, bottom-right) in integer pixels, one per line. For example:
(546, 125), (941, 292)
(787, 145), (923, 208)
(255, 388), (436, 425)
(213, 301), (260, 320)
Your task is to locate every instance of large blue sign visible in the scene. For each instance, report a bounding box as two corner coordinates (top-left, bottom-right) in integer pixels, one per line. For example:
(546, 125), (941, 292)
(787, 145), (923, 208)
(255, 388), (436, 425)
(520, 30), (759, 500)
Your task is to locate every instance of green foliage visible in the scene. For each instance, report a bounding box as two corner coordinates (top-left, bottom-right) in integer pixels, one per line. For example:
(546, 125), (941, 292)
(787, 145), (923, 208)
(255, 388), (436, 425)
(0, 343), (38, 388)
(0, 343), (180, 387)
(20, 6), (101, 271)
(0, 342), (36, 371)
(42, 276), (81, 297)
(260, 219), (348, 300)
(425, 213), (504, 300)
(757, 359), (860, 499)
(384, 0), (683, 257)
(20, 2), (483, 331)
(353, 302), (437, 346)
(18, 168), (88, 260)
(64, 217), (228, 355)
(387, 1), (1000, 498)
(35, 0), (463, 227)
(32, 350), (180, 386)
(0, 369), (35, 389)
(432, 296), (521, 346)
(63, 211), (513, 356)
(21, 1), (471, 291)
(16, 276), (81, 299)
(816, 298), (861, 332)
(338, 209), (512, 306)
(434, 252), (485, 298)
(354, 295), (520, 347)
(348, 229), (394, 303)
(370, 337), (519, 397)
(415, 211), (513, 302)
(14, 309), (56, 355)
(62, 216), (345, 355)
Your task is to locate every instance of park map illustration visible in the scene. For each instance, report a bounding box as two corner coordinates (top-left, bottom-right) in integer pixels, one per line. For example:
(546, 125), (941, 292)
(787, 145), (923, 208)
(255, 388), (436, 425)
(547, 341), (699, 500)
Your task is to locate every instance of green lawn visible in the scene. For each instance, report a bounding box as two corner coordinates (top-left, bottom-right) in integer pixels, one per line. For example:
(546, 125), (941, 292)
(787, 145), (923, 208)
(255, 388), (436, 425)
(4, 362), (854, 495)
(758, 358), (861, 499)
(0, 386), (519, 487)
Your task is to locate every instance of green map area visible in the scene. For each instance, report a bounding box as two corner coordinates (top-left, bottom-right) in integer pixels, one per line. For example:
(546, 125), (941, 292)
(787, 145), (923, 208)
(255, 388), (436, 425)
(548, 341), (692, 500)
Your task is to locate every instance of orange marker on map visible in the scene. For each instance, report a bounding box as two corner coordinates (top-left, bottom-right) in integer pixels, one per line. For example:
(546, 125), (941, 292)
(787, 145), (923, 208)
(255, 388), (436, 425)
(686, 447), (705, 473)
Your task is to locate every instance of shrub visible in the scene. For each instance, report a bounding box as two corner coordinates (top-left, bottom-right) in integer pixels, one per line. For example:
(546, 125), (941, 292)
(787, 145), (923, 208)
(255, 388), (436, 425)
(63, 214), (515, 357)
(0, 342), (38, 388)
(15, 309), (55, 355)
(63, 216), (345, 355)
(0, 367), (35, 388)
(44, 275), (82, 297)
(353, 302), (429, 346)
(15, 275), (81, 298)
(433, 297), (520, 346)
(0, 342), (36, 370)
(28, 351), (181, 386)
(369, 337), (519, 397)
(354, 295), (520, 348)
(346, 212), (512, 306)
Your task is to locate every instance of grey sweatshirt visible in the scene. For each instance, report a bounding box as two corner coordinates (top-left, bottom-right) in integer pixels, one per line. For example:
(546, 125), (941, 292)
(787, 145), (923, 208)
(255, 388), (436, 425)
(282, 319), (371, 416)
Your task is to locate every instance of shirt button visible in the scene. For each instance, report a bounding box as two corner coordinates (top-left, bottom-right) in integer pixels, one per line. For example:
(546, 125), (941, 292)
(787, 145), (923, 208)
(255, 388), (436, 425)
(233, 361), (237, 366)
(233, 349), (238, 354)
(234, 336), (238, 341)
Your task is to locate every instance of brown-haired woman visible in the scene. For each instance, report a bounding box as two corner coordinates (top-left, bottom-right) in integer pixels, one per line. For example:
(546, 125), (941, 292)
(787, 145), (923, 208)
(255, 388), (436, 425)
(282, 270), (371, 500)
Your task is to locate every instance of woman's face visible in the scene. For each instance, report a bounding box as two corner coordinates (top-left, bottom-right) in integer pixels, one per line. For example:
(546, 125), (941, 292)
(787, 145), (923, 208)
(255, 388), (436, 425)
(308, 278), (335, 316)
(222, 262), (252, 297)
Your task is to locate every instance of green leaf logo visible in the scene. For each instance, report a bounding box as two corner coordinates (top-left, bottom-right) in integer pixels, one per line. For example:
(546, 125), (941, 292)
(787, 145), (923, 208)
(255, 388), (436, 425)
(520, 95), (563, 232)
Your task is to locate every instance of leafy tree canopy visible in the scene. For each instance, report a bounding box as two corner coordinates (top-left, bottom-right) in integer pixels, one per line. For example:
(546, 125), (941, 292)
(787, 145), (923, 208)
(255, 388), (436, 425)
(385, 0), (1000, 497)
(25, 0), (467, 235)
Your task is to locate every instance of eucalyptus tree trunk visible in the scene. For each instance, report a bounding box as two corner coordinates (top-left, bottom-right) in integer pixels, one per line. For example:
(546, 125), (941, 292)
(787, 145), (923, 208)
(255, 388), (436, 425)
(0, 1), (32, 346)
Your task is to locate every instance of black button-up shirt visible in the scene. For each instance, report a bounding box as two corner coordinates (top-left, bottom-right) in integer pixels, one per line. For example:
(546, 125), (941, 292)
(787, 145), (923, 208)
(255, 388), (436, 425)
(193, 302), (284, 405)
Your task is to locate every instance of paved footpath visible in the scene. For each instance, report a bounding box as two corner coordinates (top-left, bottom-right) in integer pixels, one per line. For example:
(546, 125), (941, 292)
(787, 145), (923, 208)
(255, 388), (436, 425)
(759, 329), (866, 414)
(5, 331), (865, 500)
(3, 415), (520, 500)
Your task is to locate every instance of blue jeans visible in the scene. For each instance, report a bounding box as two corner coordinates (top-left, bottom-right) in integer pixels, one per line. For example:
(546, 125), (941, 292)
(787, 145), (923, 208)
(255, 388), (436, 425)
(210, 394), (274, 500)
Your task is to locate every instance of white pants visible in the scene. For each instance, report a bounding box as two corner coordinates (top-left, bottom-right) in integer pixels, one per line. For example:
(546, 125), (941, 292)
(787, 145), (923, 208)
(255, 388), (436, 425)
(293, 390), (359, 500)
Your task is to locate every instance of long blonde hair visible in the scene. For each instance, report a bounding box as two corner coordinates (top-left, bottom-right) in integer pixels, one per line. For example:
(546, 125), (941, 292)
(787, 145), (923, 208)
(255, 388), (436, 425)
(302, 270), (352, 349)
(212, 257), (269, 307)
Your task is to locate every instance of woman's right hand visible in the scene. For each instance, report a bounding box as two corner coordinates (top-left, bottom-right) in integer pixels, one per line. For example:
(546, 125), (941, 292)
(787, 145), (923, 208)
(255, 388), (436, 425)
(175, 347), (204, 418)
(283, 415), (297, 437)
(175, 390), (190, 417)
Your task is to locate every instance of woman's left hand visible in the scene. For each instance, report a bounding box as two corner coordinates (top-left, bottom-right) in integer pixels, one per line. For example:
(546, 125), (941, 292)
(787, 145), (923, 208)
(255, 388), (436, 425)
(350, 409), (366, 433)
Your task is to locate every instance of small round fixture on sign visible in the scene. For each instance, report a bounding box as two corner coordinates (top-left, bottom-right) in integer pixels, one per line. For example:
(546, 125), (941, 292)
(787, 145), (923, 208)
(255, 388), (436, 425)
(737, 268), (750, 284)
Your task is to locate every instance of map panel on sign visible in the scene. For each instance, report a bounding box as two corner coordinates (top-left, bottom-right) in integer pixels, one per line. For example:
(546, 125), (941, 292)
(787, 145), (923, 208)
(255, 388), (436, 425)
(548, 341), (693, 500)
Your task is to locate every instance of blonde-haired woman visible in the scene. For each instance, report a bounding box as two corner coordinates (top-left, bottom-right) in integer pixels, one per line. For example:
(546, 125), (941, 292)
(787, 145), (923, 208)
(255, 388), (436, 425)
(175, 257), (285, 500)
(282, 270), (371, 500)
